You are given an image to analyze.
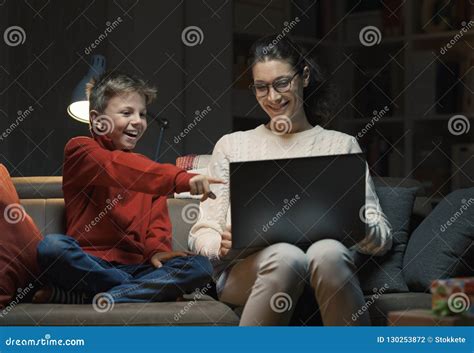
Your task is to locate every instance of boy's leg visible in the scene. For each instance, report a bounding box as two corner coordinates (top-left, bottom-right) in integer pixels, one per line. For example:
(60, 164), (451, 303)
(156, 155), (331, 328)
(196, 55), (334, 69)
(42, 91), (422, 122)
(106, 255), (213, 303)
(37, 234), (132, 294)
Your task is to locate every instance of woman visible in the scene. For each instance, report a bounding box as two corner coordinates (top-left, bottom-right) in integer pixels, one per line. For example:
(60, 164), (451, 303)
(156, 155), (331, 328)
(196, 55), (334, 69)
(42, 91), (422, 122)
(189, 35), (392, 326)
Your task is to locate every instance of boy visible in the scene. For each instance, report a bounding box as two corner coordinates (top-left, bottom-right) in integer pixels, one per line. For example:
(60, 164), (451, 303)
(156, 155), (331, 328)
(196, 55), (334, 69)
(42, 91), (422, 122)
(34, 71), (221, 304)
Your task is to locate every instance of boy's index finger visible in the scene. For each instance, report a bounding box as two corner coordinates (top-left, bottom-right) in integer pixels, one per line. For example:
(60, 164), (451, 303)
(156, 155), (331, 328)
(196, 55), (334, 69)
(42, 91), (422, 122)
(208, 177), (226, 184)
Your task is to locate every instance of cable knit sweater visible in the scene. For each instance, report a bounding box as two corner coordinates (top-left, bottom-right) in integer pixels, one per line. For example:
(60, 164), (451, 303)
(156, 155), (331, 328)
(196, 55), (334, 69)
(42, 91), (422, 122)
(189, 124), (392, 260)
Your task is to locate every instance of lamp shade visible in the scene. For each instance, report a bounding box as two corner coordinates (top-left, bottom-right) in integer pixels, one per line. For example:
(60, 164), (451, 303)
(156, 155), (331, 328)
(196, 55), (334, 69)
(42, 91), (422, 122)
(67, 55), (106, 123)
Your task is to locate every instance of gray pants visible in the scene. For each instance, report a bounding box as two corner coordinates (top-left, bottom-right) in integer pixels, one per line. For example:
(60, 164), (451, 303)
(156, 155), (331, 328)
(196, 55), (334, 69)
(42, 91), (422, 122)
(217, 239), (370, 326)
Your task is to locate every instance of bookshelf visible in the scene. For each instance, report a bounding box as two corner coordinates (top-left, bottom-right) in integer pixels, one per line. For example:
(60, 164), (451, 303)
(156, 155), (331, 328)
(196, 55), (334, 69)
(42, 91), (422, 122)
(232, 0), (474, 199)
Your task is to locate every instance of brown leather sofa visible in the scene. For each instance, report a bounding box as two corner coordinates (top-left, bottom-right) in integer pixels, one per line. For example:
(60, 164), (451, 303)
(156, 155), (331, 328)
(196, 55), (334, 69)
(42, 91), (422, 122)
(0, 176), (432, 326)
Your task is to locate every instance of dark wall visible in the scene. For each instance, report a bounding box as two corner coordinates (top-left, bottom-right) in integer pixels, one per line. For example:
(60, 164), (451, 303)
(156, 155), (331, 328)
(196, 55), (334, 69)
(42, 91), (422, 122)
(0, 0), (232, 176)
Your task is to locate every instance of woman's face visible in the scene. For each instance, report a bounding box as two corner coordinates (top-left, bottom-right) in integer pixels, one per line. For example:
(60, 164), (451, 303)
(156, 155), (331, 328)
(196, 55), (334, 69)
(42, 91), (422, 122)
(251, 59), (308, 122)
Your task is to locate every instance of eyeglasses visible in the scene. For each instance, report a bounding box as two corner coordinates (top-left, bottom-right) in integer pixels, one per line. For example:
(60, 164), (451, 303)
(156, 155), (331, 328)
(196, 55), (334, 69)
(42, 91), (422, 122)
(249, 71), (300, 97)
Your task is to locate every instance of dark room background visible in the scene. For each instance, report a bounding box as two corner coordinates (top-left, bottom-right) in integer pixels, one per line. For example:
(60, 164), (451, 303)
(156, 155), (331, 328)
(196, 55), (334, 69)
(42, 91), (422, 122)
(1, 0), (473, 204)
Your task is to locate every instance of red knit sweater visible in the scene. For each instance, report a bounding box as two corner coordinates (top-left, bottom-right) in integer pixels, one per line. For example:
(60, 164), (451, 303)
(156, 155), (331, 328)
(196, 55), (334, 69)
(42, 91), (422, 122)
(62, 134), (194, 265)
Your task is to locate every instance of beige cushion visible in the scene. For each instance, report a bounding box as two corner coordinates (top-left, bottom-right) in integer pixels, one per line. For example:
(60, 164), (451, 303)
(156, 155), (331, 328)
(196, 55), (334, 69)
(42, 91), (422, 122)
(20, 197), (197, 252)
(0, 299), (239, 326)
(13, 176), (63, 199)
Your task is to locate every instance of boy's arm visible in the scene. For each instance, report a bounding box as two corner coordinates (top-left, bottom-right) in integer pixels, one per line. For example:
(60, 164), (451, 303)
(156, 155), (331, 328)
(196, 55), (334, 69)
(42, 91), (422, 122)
(64, 137), (194, 195)
(144, 195), (172, 261)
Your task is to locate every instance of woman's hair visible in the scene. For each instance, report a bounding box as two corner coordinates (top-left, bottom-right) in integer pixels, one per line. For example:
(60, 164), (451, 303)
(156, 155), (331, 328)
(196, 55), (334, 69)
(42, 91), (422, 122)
(248, 35), (337, 127)
(86, 71), (157, 113)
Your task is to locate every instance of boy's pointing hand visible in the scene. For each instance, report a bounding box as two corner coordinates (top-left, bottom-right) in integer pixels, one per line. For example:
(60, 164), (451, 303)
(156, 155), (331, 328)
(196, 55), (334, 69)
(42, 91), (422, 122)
(189, 175), (225, 202)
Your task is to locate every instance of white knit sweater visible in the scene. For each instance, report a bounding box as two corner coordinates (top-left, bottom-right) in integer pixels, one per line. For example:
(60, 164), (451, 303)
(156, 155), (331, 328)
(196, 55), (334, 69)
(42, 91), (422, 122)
(189, 124), (392, 260)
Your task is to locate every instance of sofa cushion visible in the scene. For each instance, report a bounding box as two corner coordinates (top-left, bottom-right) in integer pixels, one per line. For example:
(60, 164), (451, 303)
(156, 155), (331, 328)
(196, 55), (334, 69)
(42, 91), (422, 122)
(373, 177), (431, 232)
(167, 198), (199, 251)
(176, 155), (211, 171)
(0, 165), (43, 309)
(354, 186), (418, 294)
(20, 196), (195, 253)
(403, 188), (474, 292)
(366, 292), (431, 326)
(0, 298), (239, 326)
(21, 199), (66, 235)
(13, 176), (63, 199)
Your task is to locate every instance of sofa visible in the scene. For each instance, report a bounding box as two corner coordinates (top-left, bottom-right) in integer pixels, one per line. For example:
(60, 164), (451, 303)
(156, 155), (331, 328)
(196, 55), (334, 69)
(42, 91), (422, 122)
(0, 172), (440, 326)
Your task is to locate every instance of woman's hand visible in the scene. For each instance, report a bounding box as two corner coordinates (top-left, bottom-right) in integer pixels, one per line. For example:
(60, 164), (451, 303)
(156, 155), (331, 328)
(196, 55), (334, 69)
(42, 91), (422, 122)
(150, 251), (193, 268)
(219, 225), (232, 258)
(189, 175), (225, 202)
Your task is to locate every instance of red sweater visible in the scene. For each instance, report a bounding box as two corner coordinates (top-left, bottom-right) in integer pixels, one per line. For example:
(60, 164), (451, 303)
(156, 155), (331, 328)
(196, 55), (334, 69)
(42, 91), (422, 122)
(62, 134), (194, 265)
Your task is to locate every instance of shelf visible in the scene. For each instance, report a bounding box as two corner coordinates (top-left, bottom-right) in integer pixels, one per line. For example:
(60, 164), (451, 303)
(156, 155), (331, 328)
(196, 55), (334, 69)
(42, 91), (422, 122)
(410, 30), (474, 41)
(231, 0), (474, 193)
(344, 28), (474, 48)
(413, 114), (474, 121)
(342, 115), (474, 124)
(233, 32), (338, 46)
(344, 36), (407, 48)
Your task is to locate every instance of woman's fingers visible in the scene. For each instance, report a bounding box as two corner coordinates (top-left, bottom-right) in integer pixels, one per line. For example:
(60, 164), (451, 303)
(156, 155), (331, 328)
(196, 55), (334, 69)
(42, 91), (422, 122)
(219, 247), (230, 257)
(221, 240), (232, 249)
(221, 231), (231, 241)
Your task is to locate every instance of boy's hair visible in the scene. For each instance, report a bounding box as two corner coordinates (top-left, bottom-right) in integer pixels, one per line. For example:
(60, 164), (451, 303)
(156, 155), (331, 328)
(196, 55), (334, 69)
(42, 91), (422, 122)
(86, 71), (157, 113)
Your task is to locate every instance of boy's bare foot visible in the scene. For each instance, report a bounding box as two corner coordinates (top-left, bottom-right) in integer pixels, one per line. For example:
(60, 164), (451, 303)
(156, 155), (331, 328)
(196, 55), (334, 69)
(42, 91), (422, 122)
(32, 287), (53, 303)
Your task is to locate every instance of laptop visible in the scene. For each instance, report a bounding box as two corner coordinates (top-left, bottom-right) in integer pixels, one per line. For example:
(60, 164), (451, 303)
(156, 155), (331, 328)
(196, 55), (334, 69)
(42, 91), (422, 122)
(227, 153), (367, 258)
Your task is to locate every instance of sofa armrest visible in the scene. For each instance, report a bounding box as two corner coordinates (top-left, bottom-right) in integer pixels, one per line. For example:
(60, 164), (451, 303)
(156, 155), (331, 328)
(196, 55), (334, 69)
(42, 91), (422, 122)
(12, 176), (63, 199)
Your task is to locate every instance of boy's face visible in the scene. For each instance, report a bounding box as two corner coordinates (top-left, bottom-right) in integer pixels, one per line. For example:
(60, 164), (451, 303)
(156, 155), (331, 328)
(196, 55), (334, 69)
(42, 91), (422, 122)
(91, 92), (147, 150)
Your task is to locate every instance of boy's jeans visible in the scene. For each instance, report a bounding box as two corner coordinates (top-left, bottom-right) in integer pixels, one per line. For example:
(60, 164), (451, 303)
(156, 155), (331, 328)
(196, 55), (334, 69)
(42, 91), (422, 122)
(37, 234), (213, 303)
